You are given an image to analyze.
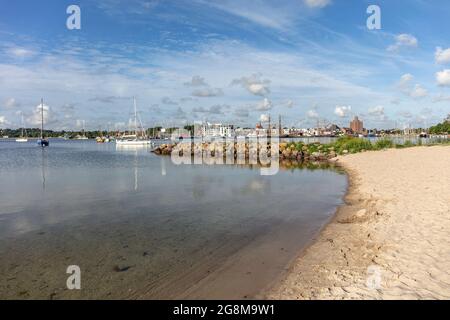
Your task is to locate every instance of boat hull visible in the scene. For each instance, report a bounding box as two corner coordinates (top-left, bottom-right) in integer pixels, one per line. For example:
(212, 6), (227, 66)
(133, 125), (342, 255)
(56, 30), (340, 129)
(116, 140), (152, 146)
(16, 139), (28, 143)
(37, 139), (49, 147)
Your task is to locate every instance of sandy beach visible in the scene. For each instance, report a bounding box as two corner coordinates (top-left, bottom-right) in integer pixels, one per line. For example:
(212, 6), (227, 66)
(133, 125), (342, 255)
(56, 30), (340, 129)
(269, 146), (450, 300)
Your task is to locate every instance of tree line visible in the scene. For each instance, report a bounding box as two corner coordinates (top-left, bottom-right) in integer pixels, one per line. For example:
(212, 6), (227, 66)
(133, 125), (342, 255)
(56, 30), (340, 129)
(429, 115), (450, 135)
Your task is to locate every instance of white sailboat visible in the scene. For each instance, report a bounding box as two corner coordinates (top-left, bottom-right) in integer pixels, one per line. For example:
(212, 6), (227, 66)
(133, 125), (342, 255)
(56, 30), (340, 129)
(116, 97), (152, 146)
(16, 113), (28, 142)
(76, 120), (89, 140)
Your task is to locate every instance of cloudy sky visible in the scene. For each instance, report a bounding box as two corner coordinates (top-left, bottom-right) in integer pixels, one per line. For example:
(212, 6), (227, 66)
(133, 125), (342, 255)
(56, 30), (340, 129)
(1, 0), (450, 130)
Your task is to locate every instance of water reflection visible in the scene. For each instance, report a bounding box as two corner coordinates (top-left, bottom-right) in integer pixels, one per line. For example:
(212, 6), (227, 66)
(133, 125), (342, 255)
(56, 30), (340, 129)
(281, 135), (448, 145)
(161, 156), (167, 176)
(115, 144), (150, 192)
(232, 159), (343, 173)
(0, 140), (348, 299)
(134, 150), (138, 191)
(41, 148), (47, 191)
(240, 179), (270, 196)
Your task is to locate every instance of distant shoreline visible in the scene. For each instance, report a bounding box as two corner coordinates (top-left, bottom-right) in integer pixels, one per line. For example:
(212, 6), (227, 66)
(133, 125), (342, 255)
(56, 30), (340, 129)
(268, 146), (450, 300)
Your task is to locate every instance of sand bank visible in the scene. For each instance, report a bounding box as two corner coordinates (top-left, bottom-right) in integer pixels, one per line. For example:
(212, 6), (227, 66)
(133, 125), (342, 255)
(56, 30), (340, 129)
(269, 146), (450, 299)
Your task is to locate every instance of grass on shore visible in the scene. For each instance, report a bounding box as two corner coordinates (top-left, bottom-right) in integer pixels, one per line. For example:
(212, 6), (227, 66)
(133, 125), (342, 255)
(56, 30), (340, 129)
(287, 136), (450, 157)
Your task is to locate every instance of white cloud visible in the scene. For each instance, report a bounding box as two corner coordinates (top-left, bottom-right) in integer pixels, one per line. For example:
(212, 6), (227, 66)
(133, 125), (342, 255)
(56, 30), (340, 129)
(234, 108), (249, 118)
(7, 47), (35, 58)
(399, 73), (413, 86)
(4, 98), (20, 108)
(397, 111), (413, 119)
(397, 34), (418, 46)
(75, 119), (84, 128)
(284, 99), (294, 108)
(397, 74), (427, 98)
(260, 114), (270, 122)
(248, 83), (270, 96)
(255, 98), (272, 111)
(198, 0), (297, 30)
(432, 94), (450, 103)
(231, 74), (271, 97)
(184, 75), (224, 97)
(334, 105), (351, 118)
(435, 47), (450, 65)
(161, 97), (178, 105)
(368, 106), (385, 116)
(307, 109), (319, 119)
(96, 0), (159, 16)
(0, 115), (9, 126)
(304, 0), (331, 8)
(410, 84), (428, 98)
(114, 122), (127, 130)
(193, 104), (227, 115)
(191, 87), (224, 97)
(26, 104), (52, 126)
(89, 96), (131, 104)
(184, 75), (208, 87)
(0, 36), (387, 129)
(387, 34), (418, 52)
(436, 69), (450, 87)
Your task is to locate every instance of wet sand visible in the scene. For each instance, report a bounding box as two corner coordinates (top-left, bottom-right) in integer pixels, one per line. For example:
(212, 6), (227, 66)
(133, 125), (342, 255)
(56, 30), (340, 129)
(0, 203), (341, 300)
(269, 146), (450, 299)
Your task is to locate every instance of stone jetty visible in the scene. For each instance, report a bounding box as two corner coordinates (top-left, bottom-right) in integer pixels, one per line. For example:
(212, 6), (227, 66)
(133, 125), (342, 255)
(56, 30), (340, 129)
(152, 141), (338, 162)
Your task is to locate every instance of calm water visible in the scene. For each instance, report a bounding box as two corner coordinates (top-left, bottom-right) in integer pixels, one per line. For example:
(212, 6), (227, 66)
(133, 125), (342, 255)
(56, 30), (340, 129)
(0, 139), (347, 299)
(281, 136), (449, 144)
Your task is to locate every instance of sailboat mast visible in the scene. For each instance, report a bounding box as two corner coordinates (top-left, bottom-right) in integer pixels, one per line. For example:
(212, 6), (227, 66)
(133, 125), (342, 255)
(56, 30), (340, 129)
(21, 113), (24, 138)
(134, 97), (138, 137)
(40, 98), (44, 139)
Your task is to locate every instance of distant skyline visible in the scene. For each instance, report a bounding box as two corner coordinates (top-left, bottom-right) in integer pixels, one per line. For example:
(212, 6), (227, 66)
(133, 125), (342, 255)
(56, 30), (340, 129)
(1, 0), (450, 130)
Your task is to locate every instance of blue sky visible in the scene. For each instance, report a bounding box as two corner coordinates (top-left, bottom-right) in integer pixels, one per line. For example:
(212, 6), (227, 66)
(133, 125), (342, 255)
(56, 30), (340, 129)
(1, 0), (450, 130)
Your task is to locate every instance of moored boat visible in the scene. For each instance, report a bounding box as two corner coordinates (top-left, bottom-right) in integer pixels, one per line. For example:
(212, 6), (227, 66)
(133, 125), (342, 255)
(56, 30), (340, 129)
(75, 120), (89, 140)
(16, 113), (28, 143)
(96, 136), (106, 143)
(37, 99), (49, 147)
(116, 97), (152, 146)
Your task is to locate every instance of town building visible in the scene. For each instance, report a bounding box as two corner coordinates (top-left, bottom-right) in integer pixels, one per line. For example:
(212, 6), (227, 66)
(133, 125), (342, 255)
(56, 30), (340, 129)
(350, 116), (364, 134)
(201, 123), (233, 138)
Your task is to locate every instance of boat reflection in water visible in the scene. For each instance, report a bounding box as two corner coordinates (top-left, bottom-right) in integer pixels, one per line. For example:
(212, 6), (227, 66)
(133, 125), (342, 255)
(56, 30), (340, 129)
(41, 147), (47, 190)
(115, 144), (151, 191)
